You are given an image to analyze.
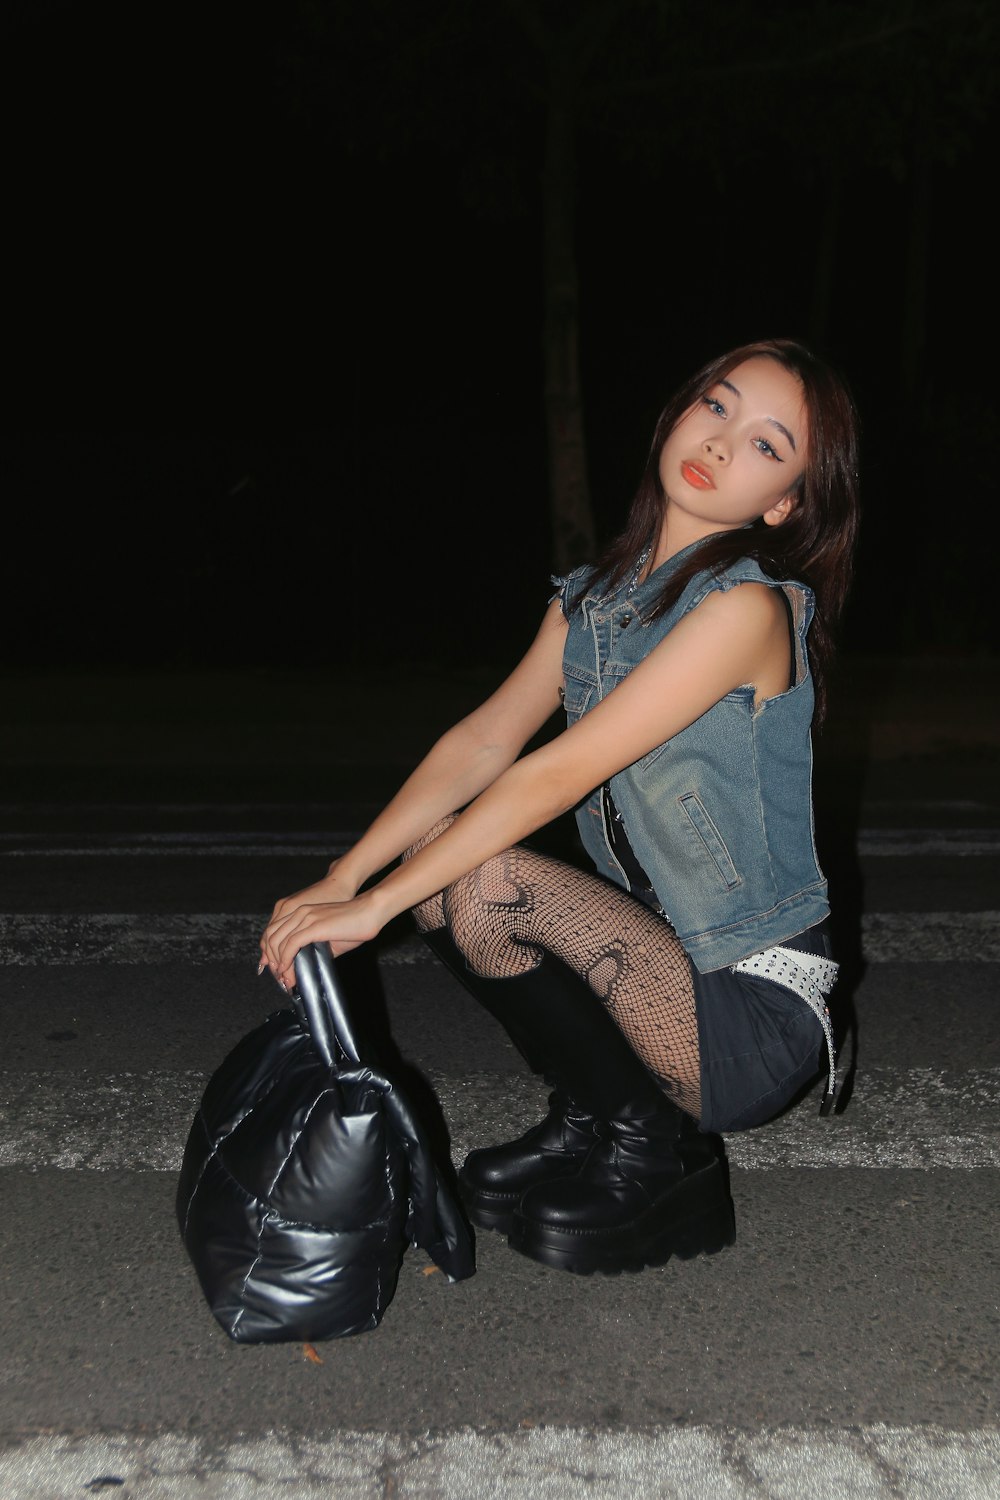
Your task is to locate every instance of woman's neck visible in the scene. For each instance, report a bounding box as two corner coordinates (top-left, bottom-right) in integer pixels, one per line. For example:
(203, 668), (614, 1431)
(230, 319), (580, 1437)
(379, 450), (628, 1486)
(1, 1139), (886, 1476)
(646, 508), (739, 578)
(644, 513), (716, 576)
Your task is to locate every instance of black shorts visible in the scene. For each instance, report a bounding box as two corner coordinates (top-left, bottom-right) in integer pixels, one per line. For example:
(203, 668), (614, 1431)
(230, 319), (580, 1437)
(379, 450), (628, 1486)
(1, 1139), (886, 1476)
(692, 920), (832, 1134)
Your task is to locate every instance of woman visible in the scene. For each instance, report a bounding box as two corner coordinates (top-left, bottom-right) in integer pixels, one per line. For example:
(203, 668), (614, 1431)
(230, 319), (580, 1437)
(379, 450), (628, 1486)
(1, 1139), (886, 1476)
(260, 337), (861, 1276)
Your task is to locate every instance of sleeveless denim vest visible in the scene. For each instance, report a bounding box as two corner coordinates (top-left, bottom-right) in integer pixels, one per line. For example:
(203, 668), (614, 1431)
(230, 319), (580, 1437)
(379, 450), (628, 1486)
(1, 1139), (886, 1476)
(554, 541), (830, 973)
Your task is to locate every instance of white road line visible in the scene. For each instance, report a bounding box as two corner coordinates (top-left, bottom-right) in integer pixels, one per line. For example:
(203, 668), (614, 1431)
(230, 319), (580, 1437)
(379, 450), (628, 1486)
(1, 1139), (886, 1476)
(0, 830), (352, 856)
(863, 799), (995, 811)
(1, 827), (999, 857)
(1, 1425), (998, 1499)
(0, 803), (365, 814)
(1, 912), (999, 965)
(2, 1066), (997, 1171)
(857, 829), (1000, 856)
(0, 843), (353, 857)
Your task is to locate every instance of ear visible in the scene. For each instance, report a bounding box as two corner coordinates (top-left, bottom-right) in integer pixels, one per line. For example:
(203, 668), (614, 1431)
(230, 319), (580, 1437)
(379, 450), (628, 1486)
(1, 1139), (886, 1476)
(761, 492), (798, 528)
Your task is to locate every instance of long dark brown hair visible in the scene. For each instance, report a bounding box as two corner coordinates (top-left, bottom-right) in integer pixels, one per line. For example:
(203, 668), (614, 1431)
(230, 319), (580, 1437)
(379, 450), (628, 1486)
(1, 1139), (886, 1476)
(580, 338), (861, 723)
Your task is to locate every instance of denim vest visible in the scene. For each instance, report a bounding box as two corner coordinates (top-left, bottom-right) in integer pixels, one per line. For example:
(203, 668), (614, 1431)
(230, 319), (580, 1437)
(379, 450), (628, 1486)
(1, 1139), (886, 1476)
(554, 541), (829, 973)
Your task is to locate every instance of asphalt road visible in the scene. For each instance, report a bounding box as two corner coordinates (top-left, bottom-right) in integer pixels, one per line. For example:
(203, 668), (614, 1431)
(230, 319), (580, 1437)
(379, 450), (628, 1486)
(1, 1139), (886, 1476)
(1, 662), (999, 1498)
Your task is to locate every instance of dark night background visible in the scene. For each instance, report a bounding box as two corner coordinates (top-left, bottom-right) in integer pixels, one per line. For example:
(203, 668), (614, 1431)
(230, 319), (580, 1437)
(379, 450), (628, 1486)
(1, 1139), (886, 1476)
(3, 0), (998, 686)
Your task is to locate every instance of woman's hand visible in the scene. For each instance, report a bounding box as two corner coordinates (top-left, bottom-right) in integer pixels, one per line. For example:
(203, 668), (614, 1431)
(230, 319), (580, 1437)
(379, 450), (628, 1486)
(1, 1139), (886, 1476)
(260, 889), (383, 991)
(259, 858), (367, 986)
(264, 858), (359, 933)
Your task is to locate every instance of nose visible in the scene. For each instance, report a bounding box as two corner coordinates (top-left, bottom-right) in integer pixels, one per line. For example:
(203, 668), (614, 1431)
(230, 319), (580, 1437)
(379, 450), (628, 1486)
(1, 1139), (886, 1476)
(702, 435), (729, 465)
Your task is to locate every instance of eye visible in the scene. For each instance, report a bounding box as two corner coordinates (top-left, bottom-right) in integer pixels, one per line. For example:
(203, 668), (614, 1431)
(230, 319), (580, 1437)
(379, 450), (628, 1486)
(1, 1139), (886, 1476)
(752, 437), (784, 462)
(701, 395), (726, 417)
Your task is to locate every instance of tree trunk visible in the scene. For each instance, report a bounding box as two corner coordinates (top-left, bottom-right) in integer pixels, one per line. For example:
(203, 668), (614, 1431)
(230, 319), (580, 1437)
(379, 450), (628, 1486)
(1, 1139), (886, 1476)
(900, 115), (930, 409)
(808, 161), (841, 351)
(542, 79), (597, 573)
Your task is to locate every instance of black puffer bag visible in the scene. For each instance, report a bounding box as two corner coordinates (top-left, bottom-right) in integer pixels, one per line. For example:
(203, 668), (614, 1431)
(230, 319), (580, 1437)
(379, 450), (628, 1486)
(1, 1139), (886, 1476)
(176, 942), (475, 1342)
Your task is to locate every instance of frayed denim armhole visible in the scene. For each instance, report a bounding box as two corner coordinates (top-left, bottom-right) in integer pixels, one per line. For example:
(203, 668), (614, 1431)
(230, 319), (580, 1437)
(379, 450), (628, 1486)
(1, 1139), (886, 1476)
(550, 567), (590, 618)
(549, 573), (569, 616)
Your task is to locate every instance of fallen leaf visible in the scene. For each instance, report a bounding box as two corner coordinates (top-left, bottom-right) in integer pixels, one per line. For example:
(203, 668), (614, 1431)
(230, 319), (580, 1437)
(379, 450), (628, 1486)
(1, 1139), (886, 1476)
(302, 1343), (323, 1364)
(422, 1265), (441, 1276)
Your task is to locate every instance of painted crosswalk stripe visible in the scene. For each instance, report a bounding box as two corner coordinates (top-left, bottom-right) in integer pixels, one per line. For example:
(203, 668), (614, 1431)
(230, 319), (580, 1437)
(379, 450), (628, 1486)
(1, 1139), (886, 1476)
(2, 1065), (997, 1172)
(0, 843), (354, 857)
(1, 825), (999, 857)
(0, 831), (354, 857)
(857, 828), (1000, 856)
(1, 1425), (998, 1499)
(1, 911), (999, 965)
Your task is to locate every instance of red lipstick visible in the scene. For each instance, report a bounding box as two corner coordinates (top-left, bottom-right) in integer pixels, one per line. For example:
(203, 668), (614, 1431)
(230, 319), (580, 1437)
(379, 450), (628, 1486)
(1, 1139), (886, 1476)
(681, 461), (715, 490)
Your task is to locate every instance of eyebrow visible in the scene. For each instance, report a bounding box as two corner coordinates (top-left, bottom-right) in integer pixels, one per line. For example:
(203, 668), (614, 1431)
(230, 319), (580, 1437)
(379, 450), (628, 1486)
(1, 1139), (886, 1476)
(719, 378), (798, 452)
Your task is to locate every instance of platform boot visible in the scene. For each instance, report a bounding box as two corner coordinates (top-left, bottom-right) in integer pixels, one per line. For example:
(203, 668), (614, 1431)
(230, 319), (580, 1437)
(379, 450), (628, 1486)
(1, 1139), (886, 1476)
(509, 1055), (736, 1276)
(421, 930), (735, 1270)
(421, 929), (606, 1233)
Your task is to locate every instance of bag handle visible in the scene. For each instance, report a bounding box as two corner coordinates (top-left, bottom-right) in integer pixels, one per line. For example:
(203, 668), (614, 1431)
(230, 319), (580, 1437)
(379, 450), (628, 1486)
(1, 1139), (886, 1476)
(291, 943), (363, 1068)
(294, 941), (476, 1283)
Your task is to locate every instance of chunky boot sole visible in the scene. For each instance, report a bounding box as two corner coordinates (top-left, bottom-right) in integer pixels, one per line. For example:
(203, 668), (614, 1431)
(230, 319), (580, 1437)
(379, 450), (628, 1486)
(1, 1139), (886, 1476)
(507, 1160), (736, 1275)
(456, 1102), (601, 1236)
(458, 1146), (595, 1235)
(457, 1178), (520, 1235)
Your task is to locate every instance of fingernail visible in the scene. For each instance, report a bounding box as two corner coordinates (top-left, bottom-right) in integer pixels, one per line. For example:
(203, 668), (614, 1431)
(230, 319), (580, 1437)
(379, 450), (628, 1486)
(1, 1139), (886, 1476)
(257, 957), (266, 976)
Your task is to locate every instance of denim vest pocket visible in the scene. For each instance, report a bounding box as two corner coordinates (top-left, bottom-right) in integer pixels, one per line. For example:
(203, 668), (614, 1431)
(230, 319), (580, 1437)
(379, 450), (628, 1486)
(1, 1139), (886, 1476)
(637, 738), (673, 772)
(678, 792), (742, 890)
(561, 663), (597, 723)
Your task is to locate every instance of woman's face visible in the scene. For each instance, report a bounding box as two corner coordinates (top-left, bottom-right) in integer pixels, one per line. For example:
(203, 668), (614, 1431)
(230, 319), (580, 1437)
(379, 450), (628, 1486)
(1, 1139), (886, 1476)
(658, 356), (809, 536)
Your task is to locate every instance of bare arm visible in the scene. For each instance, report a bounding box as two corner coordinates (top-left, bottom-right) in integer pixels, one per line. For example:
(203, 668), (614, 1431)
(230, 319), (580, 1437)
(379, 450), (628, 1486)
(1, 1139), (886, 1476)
(262, 583), (789, 984)
(328, 598), (568, 892)
(260, 599), (568, 942)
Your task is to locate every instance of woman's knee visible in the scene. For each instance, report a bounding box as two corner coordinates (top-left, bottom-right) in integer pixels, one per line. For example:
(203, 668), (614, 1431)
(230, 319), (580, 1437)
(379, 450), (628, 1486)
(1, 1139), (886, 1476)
(403, 814), (459, 931)
(401, 813), (458, 866)
(443, 848), (538, 974)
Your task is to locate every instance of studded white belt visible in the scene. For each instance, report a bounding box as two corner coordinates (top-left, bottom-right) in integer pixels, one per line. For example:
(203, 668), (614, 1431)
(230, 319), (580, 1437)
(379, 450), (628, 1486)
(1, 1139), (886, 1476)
(732, 945), (840, 1114)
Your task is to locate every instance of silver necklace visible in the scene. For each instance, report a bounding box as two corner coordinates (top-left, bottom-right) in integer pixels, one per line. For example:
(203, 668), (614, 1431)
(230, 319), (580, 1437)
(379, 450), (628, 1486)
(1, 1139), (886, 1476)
(626, 546), (651, 596)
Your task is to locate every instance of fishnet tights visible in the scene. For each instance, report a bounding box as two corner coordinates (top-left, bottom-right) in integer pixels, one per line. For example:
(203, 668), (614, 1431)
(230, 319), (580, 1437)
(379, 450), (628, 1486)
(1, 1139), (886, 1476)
(405, 817), (702, 1117)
